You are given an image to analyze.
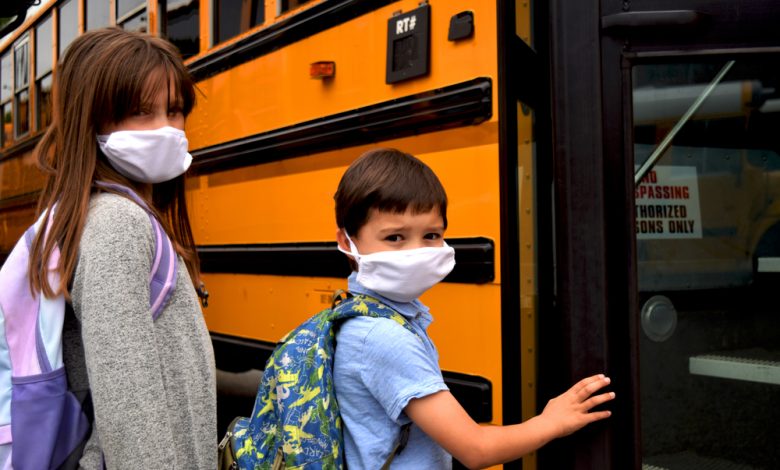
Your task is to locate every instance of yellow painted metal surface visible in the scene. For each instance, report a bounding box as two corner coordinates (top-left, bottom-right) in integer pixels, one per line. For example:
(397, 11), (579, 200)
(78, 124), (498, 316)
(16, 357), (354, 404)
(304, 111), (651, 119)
(0, 203), (36, 255)
(516, 0), (532, 45)
(0, 150), (44, 201)
(0, 147), (44, 254)
(185, 4), (514, 453)
(185, 0), (498, 152)
(191, 125), (505, 417)
(189, 128), (501, 247)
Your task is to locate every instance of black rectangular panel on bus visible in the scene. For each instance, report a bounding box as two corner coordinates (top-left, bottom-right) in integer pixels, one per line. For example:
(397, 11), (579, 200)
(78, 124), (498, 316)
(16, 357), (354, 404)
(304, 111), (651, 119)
(385, 4), (430, 84)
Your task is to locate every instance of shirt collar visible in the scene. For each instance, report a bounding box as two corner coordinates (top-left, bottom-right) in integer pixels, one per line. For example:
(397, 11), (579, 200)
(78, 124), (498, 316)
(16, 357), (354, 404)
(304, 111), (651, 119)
(347, 272), (432, 325)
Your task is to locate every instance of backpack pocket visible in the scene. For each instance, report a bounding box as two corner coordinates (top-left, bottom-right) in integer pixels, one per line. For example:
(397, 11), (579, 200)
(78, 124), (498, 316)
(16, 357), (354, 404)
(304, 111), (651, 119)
(10, 367), (89, 469)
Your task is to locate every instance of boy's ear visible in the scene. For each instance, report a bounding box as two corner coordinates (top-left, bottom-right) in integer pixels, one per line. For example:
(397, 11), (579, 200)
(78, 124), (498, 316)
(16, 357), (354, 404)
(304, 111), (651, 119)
(335, 228), (350, 253)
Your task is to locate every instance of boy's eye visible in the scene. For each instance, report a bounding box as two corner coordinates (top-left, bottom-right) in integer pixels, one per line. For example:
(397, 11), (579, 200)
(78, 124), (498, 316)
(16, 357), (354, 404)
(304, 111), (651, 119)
(168, 107), (184, 116)
(385, 234), (403, 242)
(424, 233), (442, 240)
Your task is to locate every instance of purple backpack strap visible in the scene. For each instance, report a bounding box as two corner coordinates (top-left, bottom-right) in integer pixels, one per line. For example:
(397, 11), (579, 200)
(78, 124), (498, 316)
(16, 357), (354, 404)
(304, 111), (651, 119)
(94, 182), (177, 320)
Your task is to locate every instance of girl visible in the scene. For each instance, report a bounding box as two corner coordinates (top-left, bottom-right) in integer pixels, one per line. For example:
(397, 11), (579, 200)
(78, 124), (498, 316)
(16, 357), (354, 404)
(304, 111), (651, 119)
(29, 28), (216, 468)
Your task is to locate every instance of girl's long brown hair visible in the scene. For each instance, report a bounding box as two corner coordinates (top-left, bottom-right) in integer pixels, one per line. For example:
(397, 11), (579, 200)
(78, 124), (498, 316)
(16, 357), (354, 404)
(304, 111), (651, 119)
(30, 27), (201, 299)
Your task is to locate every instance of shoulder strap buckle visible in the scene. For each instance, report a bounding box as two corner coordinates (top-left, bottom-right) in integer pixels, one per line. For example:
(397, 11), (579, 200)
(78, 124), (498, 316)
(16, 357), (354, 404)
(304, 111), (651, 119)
(331, 289), (352, 309)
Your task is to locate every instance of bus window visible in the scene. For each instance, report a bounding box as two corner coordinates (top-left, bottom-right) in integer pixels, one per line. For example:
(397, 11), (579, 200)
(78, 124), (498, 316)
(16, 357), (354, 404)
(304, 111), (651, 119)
(14, 38), (29, 139)
(120, 11), (148, 33)
(86, 0), (111, 30)
(118, 0), (147, 33)
(118, 0), (145, 19)
(213, 0), (264, 45)
(58, 0), (78, 57)
(0, 51), (11, 147)
(162, 0), (200, 59)
(278, 0), (311, 16)
(35, 15), (53, 130)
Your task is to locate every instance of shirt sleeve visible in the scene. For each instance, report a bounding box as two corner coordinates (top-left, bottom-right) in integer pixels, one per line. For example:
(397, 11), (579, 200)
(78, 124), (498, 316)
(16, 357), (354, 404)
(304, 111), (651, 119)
(358, 317), (449, 423)
(72, 195), (177, 469)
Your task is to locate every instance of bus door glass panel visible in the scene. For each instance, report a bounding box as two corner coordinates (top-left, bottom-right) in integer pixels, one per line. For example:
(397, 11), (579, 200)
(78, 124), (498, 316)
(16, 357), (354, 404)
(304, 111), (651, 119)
(632, 58), (780, 469)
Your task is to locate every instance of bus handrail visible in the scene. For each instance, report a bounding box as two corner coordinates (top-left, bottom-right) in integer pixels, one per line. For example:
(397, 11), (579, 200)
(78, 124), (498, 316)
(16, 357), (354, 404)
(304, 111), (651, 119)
(634, 60), (735, 185)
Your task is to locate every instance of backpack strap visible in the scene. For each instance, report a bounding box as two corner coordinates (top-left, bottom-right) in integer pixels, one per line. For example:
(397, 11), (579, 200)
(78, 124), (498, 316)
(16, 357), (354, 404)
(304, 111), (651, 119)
(330, 289), (351, 309)
(332, 293), (420, 339)
(332, 293), (420, 466)
(379, 422), (412, 470)
(94, 182), (177, 319)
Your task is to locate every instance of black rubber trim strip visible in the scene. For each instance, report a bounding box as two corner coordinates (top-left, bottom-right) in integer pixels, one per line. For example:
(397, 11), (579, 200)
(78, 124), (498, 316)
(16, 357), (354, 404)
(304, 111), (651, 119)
(442, 370), (493, 423)
(188, 0), (397, 81)
(198, 237), (494, 284)
(210, 332), (493, 423)
(0, 191), (38, 211)
(189, 77), (492, 174)
(211, 332), (276, 371)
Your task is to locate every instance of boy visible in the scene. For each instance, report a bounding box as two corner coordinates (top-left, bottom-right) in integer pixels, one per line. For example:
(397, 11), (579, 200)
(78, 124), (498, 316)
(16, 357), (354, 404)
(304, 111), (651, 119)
(333, 148), (614, 469)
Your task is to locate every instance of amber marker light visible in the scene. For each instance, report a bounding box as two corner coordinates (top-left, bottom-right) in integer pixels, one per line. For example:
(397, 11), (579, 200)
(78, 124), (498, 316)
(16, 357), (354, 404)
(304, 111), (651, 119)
(310, 61), (336, 79)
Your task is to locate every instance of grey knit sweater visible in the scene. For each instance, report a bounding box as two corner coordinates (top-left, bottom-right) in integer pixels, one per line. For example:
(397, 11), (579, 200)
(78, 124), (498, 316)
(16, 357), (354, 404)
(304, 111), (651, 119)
(66, 193), (217, 469)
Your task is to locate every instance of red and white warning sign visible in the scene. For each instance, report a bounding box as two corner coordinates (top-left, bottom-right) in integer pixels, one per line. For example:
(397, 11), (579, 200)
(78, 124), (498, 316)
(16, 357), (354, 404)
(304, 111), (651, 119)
(635, 165), (702, 239)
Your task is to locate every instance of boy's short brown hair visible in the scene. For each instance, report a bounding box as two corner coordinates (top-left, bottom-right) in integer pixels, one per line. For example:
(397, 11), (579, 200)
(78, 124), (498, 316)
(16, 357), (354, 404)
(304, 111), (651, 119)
(334, 148), (448, 236)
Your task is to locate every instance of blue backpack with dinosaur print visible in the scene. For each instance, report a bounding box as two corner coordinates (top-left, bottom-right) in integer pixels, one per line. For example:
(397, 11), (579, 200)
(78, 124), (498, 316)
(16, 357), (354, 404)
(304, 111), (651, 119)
(219, 293), (416, 470)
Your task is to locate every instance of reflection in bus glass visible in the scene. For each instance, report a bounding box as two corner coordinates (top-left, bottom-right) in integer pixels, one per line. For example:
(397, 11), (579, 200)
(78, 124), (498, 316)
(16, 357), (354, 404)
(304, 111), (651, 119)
(58, 0), (78, 57)
(86, 0), (110, 30)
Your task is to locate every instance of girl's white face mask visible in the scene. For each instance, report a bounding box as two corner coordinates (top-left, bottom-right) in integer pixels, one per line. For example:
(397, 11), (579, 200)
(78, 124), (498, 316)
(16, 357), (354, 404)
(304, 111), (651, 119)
(339, 233), (456, 303)
(97, 126), (192, 183)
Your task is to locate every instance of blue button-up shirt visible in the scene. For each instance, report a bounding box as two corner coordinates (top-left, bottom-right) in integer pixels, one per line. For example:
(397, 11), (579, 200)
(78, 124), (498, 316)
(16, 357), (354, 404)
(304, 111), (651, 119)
(333, 273), (451, 469)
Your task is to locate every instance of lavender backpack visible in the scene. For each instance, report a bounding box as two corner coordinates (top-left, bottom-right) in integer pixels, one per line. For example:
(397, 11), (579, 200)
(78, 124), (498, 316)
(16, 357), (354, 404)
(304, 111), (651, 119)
(0, 183), (178, 469)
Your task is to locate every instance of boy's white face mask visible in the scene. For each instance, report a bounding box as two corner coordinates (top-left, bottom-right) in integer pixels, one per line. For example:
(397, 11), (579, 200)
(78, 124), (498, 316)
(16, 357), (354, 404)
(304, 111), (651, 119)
(339, 233), (456, 303)
(97, 126), (192, 183)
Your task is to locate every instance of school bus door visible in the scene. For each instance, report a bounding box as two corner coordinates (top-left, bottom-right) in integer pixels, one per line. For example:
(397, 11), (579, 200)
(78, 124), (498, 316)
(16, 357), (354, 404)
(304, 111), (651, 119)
(543, 1), (780, 469)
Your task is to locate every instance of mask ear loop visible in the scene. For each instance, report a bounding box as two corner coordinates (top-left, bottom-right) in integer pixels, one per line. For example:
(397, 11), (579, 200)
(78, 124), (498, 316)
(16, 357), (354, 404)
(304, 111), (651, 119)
(337, 230), (362, 261)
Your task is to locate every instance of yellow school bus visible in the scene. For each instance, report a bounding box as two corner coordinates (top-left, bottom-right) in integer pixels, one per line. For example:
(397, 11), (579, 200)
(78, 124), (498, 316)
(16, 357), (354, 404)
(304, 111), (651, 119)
(1, 1), (778, 469)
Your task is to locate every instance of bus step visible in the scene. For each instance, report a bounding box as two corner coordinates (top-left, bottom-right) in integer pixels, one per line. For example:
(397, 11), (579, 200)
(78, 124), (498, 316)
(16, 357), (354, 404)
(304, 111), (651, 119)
(757, 256), (780, 272)
(688, 348), (780, 385)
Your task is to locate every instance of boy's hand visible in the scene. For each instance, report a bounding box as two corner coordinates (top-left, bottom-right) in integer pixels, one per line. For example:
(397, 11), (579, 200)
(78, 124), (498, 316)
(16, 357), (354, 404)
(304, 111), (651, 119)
(539, 374), (614, 438)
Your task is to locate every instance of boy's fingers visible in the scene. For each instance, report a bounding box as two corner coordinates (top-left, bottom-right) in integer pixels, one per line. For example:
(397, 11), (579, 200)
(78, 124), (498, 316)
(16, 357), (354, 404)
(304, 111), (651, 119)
(585, 410), (612, 423)
(572, 374), (605, 395)
(575, 375), (611, 399)
(581, 392), (615, 410)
